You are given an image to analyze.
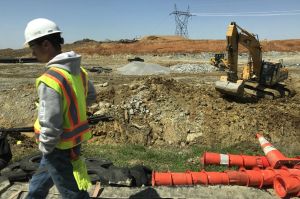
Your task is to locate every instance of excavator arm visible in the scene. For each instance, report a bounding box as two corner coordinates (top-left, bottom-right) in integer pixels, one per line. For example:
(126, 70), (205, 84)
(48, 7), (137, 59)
(214, 22), (245, 96)
(235, 23), (262, 79)
(226, 22), (239, 80)
(226, 22), (262, 81)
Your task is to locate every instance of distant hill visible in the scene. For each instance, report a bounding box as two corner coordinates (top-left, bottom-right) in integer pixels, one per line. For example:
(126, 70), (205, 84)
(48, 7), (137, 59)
(1, 36), (300, 57)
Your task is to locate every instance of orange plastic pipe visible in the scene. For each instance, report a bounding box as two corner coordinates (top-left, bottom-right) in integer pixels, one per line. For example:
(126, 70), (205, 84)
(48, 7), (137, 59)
(274, 174), (300, 198)
(170, 172), (193, 185)
(200, 171), (229, 185)
(236, 167), (299, 188)
(152, 168), (300, 187)
(152, 171), (230, 186)
(225, 170), (249, 186)
(201, 152), (270, 168)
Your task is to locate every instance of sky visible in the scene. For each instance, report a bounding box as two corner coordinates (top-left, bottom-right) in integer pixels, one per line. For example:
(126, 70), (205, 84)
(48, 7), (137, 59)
(1, 0), (300, 49)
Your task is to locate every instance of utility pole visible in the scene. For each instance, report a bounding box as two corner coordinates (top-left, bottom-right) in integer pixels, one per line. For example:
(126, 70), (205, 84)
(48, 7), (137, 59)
(170, 4), (194, 38)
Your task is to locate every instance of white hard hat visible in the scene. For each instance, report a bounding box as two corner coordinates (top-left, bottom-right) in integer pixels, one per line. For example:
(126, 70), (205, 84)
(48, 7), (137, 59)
(24, 18), (62, 45)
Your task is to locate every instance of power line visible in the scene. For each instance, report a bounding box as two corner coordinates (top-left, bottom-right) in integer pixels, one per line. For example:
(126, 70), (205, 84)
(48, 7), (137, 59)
(191, 10), (300, 17)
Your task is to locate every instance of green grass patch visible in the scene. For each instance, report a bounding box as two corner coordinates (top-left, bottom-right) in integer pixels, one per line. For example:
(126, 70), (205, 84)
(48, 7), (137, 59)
(13, 142), (298, 173)
(83, 143), (198, 171)
(82, 143), (247, 172)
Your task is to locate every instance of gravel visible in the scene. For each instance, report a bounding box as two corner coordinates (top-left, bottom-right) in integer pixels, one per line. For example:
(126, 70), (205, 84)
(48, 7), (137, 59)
(170, 63), (217, 73)
(117, 62), (218, 75)
(117, 62), (170, 75)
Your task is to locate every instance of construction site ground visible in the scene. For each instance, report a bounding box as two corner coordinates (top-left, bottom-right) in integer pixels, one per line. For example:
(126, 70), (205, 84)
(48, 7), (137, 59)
(0, 38), (300, 198)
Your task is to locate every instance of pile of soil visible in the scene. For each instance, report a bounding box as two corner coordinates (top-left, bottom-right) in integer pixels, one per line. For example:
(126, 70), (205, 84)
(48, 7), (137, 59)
(90, 73), (300, 156)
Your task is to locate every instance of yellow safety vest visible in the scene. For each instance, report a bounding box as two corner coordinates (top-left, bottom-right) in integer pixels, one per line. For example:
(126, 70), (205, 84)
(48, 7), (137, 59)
(34, 67), (92, 149)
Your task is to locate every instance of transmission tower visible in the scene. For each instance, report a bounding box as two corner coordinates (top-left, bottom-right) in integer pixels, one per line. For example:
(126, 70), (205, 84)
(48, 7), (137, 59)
(170, 4), (194, 38)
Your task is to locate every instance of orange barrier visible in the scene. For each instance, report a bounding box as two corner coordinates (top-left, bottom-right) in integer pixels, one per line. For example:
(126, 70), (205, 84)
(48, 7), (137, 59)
(151, 171), (230, 186)
(274, 174), (300, 198)
(225, 170), (249, 186)
(256, 133), (300, 168)
(201, 152), (270, 168)
(200, 171), (229, 185)
(239, 167), (300, 188)
(152, 168), (300, 187)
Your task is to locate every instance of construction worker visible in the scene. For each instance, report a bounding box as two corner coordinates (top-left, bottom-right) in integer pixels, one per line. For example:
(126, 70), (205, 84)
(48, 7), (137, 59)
(24, 18), (96, 199)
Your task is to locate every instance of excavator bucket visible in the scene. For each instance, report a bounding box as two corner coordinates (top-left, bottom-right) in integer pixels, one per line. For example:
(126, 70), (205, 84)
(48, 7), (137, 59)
(215, 79), (244, 97)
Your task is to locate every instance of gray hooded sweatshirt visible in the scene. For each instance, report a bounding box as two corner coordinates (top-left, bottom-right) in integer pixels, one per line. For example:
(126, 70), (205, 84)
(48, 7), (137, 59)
(37, 51), (96, 155)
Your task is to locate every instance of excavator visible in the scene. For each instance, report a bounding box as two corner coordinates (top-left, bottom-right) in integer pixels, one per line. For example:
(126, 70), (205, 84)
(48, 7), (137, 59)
(210, 53), (228, 71)
(215, 22), (289, 99)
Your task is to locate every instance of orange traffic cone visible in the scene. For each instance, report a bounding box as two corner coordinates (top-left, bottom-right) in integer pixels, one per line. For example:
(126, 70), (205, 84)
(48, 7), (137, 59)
(256, 133), (300, 168)
(274, 174), (300, 198)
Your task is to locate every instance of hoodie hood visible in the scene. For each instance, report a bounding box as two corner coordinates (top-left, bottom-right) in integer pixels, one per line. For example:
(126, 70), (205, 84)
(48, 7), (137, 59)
(46, 51), (81, 75)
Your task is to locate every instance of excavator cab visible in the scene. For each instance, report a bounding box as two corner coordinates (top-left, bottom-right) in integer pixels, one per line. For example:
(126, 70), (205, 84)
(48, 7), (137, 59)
(259, 61), (288, 86)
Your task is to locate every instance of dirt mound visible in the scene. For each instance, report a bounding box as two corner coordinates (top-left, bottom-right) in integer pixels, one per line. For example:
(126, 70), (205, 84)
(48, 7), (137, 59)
(53, 38), (300, 55)
(1, 38), (300, 57)
(90, 74), (300, 155)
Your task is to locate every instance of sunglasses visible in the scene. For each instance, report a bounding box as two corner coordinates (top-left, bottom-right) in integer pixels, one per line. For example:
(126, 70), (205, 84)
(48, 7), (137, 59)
(29, 42), (38, 49)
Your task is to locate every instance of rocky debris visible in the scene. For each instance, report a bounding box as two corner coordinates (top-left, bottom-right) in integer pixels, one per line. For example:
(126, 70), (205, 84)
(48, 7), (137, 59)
(125, 95), (150, 116)
(170, 63), (217, 73)
(118, 62), (217, 75)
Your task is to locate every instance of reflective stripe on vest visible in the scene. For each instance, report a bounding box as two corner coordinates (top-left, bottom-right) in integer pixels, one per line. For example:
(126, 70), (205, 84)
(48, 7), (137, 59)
(34, 67), (91, 149)
(45, 69), (80, 126)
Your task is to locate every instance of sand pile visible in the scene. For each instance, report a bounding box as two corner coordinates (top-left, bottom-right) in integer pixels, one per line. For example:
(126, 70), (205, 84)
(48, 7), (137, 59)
(117, 62), (170, 75)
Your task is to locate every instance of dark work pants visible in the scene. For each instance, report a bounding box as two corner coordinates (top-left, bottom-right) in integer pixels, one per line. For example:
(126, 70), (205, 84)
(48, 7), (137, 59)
(25, 147), (90, 199)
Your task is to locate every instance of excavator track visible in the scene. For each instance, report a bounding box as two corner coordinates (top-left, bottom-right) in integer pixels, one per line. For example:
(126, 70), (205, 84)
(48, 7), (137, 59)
(243, 82), (291, 99)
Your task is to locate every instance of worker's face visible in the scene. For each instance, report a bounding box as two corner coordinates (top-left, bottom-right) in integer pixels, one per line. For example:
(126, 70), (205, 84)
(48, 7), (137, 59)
(29, 40), (50, 63)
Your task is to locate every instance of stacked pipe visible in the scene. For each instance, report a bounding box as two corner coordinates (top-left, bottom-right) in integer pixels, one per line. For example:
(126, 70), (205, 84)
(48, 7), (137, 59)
(152, 167), (300, 187)
(200, 152), (270, 168)
(152, 133), (300, 198)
